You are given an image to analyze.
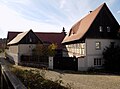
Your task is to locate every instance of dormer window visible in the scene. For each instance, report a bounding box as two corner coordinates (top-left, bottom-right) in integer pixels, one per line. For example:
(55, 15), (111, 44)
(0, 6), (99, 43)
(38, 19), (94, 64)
(71, 32), (75, 35)
(99, 26), (103, 32)
(107, 26), (110, 32)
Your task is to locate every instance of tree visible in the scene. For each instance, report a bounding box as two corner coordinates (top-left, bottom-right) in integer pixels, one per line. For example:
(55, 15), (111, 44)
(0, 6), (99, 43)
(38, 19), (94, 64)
(103, 42), (120, 72)
(32, 44), (48, 56)
(48, 43), (57, 56)
(32, 43), (57, 57)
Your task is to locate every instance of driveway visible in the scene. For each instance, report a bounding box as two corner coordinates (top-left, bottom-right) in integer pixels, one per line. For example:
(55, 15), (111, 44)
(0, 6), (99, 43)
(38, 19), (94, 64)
(1, 54), (120, 89)
(11, 65), (120, 89)
(43, 70), (120, 89)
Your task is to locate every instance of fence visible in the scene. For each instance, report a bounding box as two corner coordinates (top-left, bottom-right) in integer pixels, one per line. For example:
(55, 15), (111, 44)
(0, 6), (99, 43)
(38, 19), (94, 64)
(53, 57), (78, 71)
(20, 55), (49, 68)
(0, 63), (27, 89)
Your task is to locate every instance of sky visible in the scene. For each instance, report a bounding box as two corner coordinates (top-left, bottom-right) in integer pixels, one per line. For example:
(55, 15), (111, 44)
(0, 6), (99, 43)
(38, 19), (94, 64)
(0, 0), (120, 38)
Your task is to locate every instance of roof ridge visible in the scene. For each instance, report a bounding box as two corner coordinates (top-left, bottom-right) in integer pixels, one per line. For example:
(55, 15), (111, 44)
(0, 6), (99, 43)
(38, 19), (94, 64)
(35, 32), (63, 34)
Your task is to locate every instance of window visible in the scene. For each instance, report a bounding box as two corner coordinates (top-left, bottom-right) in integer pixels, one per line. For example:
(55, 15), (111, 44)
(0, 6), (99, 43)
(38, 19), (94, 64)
(29, 38), (32, 42)
(76, 44), (79, 49)
(110, 42), (115, 45)
(81, 44), (85, 49)
(95, 42), (101, 50)
(66, 45), (68, 47)
(68, 45), (71, 52)
(94, 58), (102, 66)
(107, 26), (110, 32)
(80, 44), (85, 55)
(99, 26), (103, 32)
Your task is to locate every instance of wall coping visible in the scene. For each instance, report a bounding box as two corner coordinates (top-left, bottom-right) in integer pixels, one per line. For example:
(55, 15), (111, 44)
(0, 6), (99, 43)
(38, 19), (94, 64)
(1, 63), (27, 89)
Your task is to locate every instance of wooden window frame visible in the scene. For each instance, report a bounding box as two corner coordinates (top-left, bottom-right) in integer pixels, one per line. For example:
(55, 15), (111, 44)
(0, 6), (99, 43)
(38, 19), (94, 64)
(99, 26), (103, 32)
(107, 26), (110, 32)
(95, 41), (101, 50)
(94, 58), (102, 66)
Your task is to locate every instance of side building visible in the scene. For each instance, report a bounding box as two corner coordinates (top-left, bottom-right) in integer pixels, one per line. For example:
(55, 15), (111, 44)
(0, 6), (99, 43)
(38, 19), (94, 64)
(6, 30), (42, 65)
(6, 29), (66, 65)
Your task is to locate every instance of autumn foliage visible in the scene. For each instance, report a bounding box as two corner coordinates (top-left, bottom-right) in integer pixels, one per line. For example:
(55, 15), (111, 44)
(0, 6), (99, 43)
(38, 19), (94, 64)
(32, 43), (57, 57)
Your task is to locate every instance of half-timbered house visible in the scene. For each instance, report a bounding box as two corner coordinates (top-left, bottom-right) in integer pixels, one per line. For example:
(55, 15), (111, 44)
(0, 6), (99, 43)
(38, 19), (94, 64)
(62, 3), (120, 71)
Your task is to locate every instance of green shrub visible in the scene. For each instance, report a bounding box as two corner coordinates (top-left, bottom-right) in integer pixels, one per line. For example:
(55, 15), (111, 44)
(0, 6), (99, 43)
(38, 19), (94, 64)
(88, 67), (96, 72)
(103, 43), (120, 72)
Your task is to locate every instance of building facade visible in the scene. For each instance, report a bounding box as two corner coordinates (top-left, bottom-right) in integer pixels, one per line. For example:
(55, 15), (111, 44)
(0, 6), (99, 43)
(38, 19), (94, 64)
(62, 3), (120, 71)
(6, 30), (42, 65)
(6, 29), (66, 65)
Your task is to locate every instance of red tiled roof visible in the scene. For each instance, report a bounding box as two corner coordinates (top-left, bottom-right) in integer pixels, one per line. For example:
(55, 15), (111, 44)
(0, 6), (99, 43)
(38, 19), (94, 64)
(35, 32), (65, 49)
(62, 3), (106, 43)
(7, 31), (21, 42)
(7, 31), (65, 49)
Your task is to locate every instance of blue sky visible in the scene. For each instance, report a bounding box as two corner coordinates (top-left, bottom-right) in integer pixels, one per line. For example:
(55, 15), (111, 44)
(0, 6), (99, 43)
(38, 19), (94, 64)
(0, 0), (120, 38)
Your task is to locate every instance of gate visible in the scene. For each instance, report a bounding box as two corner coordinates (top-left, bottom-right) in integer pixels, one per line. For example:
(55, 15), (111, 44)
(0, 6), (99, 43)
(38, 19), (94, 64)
(53, 57), (78, 71)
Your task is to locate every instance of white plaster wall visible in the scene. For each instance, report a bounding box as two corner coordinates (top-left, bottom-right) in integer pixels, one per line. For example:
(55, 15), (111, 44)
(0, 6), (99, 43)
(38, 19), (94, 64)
(18, 44), (36, 64)
(9, 45), (18, 54)
(86, 38), (120, 56)
(85, 38), (120, 68)
(18, 44), (36, 56)
(6, 46), (19, 65)
(87, 55), (102, 67)
(7, 44), (36, 65)
(78, 57), (88, 71)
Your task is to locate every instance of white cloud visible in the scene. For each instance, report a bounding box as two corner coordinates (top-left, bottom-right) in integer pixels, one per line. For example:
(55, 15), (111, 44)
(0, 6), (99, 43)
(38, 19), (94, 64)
(0, 0), (119, 38)
(59, 0), (66, 9)
(60, 0), (92, 22)
(117, 10), (120, 14)
(107, 0), (116, 6)
(0, 4), (61, 38)
(1, 0), (31, 4)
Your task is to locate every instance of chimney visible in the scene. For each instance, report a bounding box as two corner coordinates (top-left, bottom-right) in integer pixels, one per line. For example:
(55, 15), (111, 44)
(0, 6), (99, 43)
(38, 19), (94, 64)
(62, 27), (65, 32)
(62, 27), (66, 35)
(90, 11), (92, 13)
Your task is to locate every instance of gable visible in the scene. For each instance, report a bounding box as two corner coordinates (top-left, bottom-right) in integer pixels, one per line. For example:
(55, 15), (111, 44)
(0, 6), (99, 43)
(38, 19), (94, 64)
(85, 4), (119, 39)
(18, 30), (42, 44)
(7, 30), (42, 45)
(62, 3), (119, 44)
